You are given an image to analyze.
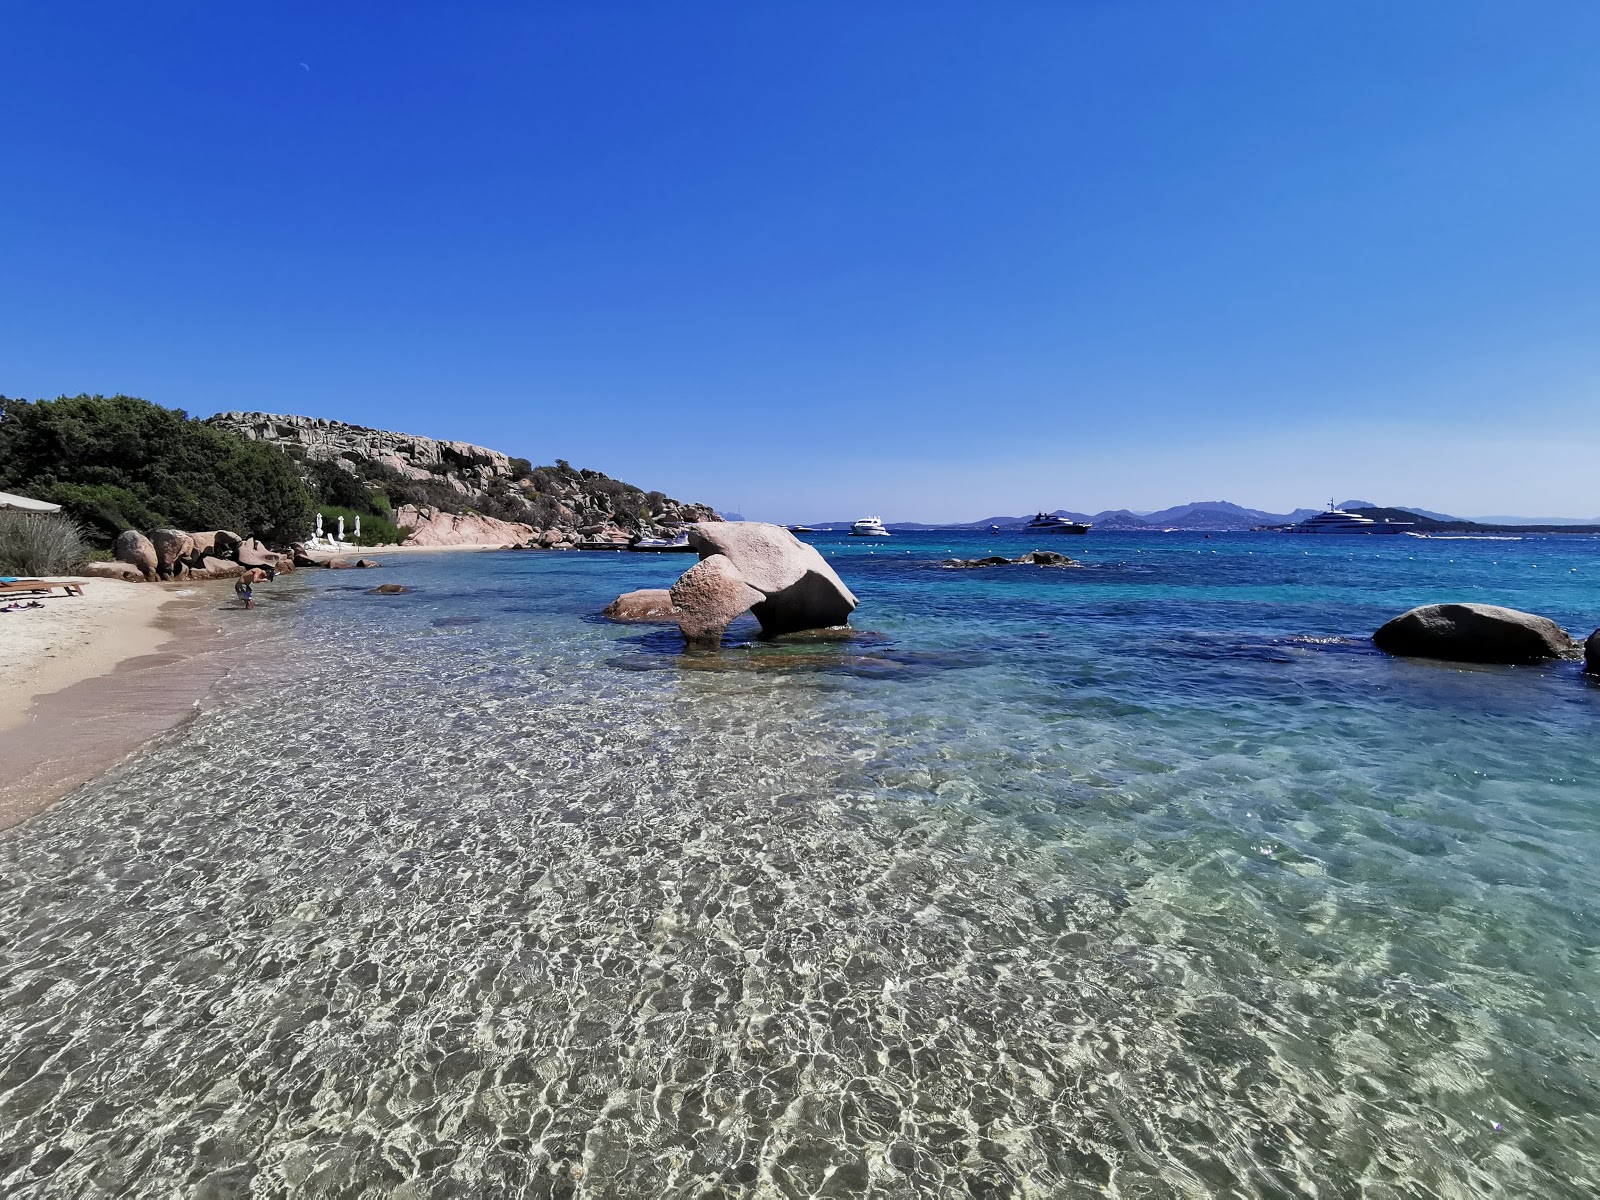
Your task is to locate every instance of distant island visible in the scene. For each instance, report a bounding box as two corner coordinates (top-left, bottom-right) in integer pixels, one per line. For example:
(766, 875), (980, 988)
(796, 500), (1600, 535)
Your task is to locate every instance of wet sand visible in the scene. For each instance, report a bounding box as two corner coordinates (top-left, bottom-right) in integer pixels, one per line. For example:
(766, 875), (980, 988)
(0, 585), (233, 831)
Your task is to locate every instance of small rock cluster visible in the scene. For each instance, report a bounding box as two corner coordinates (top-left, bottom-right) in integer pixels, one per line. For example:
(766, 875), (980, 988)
(1374, 602), (1600, 679)
(83, 528), (298, 582)
(604, 522), (857, 649)
(942, 551), (1080, 569)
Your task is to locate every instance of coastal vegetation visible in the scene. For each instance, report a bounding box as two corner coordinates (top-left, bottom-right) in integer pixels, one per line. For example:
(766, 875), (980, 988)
(0, 511), (90, 575)
(1, 398), (716, 551)
(0, 395), (312, 545)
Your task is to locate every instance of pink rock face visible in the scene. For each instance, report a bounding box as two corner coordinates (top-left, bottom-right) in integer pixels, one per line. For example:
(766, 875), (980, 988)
(149, 528), (195, 577)
(603, 589), (677, 622)
(396, 504), (535, 547)
(190, 556), (244, 580)
(669, 554), (766, 648)
(686, 522), (857, 637)
(113, 530), (158, 580)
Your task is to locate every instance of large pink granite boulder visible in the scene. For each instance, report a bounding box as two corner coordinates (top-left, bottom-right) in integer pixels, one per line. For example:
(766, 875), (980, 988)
(150, 528), (195, 578)
(114, 530), (158, 580)
(669, 554), (765, 648)
(686, 522), (858, 637)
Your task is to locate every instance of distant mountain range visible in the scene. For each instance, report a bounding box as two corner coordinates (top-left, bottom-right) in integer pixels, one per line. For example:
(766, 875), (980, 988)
(794, 501), (1600, 531)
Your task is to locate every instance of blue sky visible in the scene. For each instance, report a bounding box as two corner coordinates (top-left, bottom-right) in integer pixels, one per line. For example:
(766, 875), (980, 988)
(4, 2), (1600, 521)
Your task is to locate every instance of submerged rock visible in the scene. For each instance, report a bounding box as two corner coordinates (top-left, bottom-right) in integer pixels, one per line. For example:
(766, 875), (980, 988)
(687, 522), (857, 637)
(114, 530), (158, 580)
(1586, 629), (1599, 675)
(670, 554), (765, 648)
(603, 588), (677, 622)
(943, 551), (1080, 568)
(1373, 603), (1577, 664)
(366, 583), (410, 595)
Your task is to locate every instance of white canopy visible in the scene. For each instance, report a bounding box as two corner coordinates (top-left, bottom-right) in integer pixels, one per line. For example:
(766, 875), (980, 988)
(0, 491), (61, 513)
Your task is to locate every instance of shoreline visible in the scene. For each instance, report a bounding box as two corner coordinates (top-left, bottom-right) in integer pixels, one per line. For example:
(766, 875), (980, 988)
(0, 579), (232, 831)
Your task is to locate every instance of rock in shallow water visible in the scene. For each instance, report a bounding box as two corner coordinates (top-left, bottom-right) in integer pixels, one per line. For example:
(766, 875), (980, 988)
(670, 555), (765, 648)
(603, 588), (677, 622)
(1373, 603), (1576, 664)
(687, 522), (858, 638)
(943, 551), (1079, 568)
(1586, 629), (1600, 675)
(366, 583), (410, 595)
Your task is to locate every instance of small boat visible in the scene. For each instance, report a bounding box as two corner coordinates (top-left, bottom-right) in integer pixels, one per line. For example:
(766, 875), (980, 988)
(787, 525), (815, 533)
(849, 516), (891, 537)
(1023, 512), (1092, 535)
(1290, 503), (1412, 535)
(629, 532), (696, 552)
(988, 524), (1001, 534)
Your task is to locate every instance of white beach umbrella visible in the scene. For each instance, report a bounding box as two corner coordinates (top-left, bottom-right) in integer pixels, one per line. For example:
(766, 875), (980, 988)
(0, 491), (61, 513)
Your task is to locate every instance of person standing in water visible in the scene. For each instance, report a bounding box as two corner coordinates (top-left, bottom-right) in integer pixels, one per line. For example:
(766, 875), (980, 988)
(235, 564), (275, 609)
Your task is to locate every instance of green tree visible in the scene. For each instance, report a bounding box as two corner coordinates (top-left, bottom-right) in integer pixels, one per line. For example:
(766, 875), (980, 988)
(0, 394), (314, 545)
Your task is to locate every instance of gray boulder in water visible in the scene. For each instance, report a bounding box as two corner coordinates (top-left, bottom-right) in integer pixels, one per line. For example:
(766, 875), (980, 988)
(1586, 629), (1600, 675)
(1373, 603), (1577, 664)
(686, 522), (858, 637)
(603, 588), (677, 623)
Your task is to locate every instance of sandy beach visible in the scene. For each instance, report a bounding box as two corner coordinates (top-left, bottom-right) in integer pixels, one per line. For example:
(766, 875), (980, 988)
(0, 578), (231, 830)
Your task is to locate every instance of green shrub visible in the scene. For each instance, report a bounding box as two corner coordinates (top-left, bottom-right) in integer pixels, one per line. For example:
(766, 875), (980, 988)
(0, 512), (91, 575)
(0, 395), (314, 545)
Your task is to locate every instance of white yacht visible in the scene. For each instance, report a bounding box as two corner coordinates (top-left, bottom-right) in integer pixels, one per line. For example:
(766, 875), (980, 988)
(849, 516), (891, 537)
(1290, 504), (1412, 535)
(1023, 512), (1092, 535)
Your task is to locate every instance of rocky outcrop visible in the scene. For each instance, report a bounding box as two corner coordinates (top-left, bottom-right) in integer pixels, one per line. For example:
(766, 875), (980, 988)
(943, 551), (1080, 568)
(236, 538), (281, 569)
(603, 589), (677, 622)
(687, 523), (858, 638)
(191, 556), (243, 579)
(670, 555), (767, 648)
(1586, 629), (1599, 675)
(208, 412), (515, 498)
(395, 504), (534, 548)
(114, 530), (158, 580)
(1373, 603), (1577, 664)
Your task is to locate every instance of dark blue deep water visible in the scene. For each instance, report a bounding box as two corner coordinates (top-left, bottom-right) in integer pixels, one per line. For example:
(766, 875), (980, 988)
(2, 530), (1597, 1196)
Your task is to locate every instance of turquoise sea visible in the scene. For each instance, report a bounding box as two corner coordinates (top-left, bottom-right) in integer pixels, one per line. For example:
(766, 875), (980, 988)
(2, 530), (1598, 1197)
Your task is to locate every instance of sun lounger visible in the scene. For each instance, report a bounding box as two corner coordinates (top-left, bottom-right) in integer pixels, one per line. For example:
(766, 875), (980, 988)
(0, 579), (85, 598)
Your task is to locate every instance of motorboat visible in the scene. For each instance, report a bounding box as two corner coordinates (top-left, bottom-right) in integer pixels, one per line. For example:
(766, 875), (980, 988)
(1023, 512), (1092, 535)
(849, 516), (891, 537)
(786, 525), (816, 533)
(629, 531), (696, 552)
(1289, 504), (1412, 535)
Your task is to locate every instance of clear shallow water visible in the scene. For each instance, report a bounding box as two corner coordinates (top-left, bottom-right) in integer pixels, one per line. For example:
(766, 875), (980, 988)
(2, 531), (1598, 1197)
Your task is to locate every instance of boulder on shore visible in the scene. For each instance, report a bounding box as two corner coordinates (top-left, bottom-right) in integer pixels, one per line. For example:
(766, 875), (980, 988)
(603, 588), (677, 622)
(670, 554), (766, 648)
(396, 503), (533, 548)
(80, 560), (148, 582)
(114, 530), (158, 580)
(150, 528), (195, 578)
(1586, 629), (1599, 675)
(686, 522), (857, 637)
(235, 537), (277, 568)
(1373, 603), (1577, 664)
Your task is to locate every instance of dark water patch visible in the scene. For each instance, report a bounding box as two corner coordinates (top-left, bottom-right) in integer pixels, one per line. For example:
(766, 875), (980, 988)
(430, 615), (483, 628)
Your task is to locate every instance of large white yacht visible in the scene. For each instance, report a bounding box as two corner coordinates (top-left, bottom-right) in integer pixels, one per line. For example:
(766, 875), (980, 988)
(1023, 512), (1092, 535)
(849, 516), (891, 537)
(1290, 504), (1412, 535)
